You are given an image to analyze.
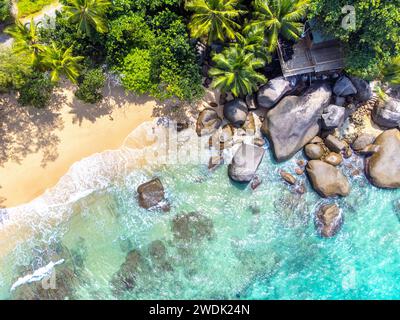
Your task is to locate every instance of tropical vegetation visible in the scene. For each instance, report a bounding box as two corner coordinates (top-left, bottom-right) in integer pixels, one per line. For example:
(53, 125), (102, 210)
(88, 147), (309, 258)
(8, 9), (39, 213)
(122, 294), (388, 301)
(0, 0), (11, 24)
(1, 0), (399, 108)
(16, 0), (53, 18)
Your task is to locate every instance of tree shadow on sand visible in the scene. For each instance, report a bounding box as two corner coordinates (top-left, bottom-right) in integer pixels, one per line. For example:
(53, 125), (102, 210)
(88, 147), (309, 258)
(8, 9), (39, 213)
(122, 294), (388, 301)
(0, 91), (66, 168)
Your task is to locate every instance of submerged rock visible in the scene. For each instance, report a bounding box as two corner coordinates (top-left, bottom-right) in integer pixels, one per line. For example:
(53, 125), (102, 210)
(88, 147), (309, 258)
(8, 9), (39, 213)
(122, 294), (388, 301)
(366, 129), (400, 188)
(322, 104), (346, 130)
(223, 99), (248, 127)
(196, 108), (222, 136)
(372, 98), (400, 128)
(333, 76), (357, 97)
(257, 76), (292, 109)
(261, 83), (332, 162)
(172, 212), (214, 243)
(228, 143), (265, 182)
(316, 204), (343, 238)
(137, 178), (165, 209)
(111, 249), (148, 293)
(280, 171), (296, 185)
(306, 160), (350, 197)
(148, 240), (172, 271)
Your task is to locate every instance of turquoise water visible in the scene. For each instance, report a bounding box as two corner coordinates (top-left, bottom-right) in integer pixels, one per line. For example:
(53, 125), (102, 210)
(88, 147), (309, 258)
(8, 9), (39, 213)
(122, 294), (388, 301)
(1, 127), (400, 299)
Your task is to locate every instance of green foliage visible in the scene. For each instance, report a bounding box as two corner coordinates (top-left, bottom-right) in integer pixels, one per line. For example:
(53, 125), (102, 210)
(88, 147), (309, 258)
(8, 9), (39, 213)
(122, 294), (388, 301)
(381, 56), (400, 85)
(108, 0), (182, 17)
(18, 72), (54, 108)
(64, 0), (111, 36)
(41, 43), (84, 83)
(209, 45), (267, 97)
(309, 0), (400, 80)
(120, 48), (154, 95)
(248, 0), (310, 52)
(236, 24), (271, 62)
(0, 48), (32, 93)
(186, 0), (246, 44)
(106, 13), (154, 66)
(39, 12), (107, 64)
(5, 18), (44, 66)
(17, 0), (53, 18)
(75, 68), (106, 103)
(116, 11), (203, 101)
(0, 0), (12, 23)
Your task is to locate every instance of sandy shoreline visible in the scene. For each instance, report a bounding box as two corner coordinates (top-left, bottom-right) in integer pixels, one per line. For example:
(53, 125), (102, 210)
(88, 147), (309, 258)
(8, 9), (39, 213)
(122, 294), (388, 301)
(0, 82), (157, 208)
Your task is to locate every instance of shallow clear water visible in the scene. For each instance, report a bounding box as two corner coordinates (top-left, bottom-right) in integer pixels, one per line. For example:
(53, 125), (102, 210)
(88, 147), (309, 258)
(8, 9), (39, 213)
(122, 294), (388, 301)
(1, 123), (400, 300)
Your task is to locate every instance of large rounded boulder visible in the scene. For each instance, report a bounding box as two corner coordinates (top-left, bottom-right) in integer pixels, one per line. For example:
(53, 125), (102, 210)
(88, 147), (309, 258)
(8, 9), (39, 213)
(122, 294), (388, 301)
(257, 76), (292, 109)
(333, 76), (357, 97)
(306, 160), (350, 197)
(316, 204), (343, 238)
(137, 178), (165, 209)
(196, 108), (222, 136)
(228, 143), (265, 182)
(262, 83), (332, 162)
(350, 77), (372, 102)
(366, 129), (400, 188)
(372, 98), (400, 128)
(321, 104), (346, 130)
(223, 99), (248, 127)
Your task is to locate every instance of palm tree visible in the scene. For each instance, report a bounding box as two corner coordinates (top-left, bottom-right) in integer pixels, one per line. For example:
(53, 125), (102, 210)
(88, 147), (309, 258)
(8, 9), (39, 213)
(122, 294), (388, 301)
(236, 24), (271, 62)
(247, 0), (310, 52)
(64, 0), (111, 36)
(186, 0), (246, 44)
(209, 45), (267, 97)
(381, 57), (400, 85)
(41, 43), (84, 84)
(5, 18), (44, 66)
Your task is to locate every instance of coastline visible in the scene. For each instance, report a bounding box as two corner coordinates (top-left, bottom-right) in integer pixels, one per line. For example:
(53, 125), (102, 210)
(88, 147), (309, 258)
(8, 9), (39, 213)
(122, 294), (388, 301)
(0, 83), (156, 208)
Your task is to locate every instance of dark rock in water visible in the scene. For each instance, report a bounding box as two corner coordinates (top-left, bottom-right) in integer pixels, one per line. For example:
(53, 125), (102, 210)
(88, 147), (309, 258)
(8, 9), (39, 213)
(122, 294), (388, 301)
(245, 94), (257, 110)
(306, 160), (350, 197)
(261, 83), (332, 162)
(366, 129), (400, 188)
(228, 143), (265, 182)
(350, 77), (372, 102)
(324, 135), (347, 153)
(295, 182), (306, 194)
(322, 104), (346, 130)
(316, 204), (343, 238)
(257, 76), (292, 109)
(372, 98), (400, 128)
(196, 108), (222, 136)
(172, 212), (214, 242)
(324, 152), (343, 166)
(280, 170), (296, 185)
(148, 240), (172, 271)
(223, 99), (248, 127)
(251, 175), (262, 190)
(111, 249), (148, 293)
(12, 264), (78, 300)
(352, 133), (376, 151)
(137, 178), (165, 209)
(304, 143), (324, 160)
(333, 76), (357, 97)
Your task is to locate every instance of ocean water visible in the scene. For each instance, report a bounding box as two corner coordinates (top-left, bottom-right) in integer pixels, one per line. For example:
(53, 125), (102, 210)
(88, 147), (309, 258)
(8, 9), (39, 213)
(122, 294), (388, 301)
(1, 120), (400, 300)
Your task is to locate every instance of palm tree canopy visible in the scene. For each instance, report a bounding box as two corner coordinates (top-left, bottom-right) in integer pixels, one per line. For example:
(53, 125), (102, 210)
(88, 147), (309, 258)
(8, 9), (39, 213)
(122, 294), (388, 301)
(64, 0), (111, 36)
(381, 57), (400, 85)
(186, 0), (246, 44)
(236, 24), (271, 62)
(209, 45), (267, 97)
(41, 43), (84, 84)
(5, 18), (44, 66)
(248, 0), (309, 52)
